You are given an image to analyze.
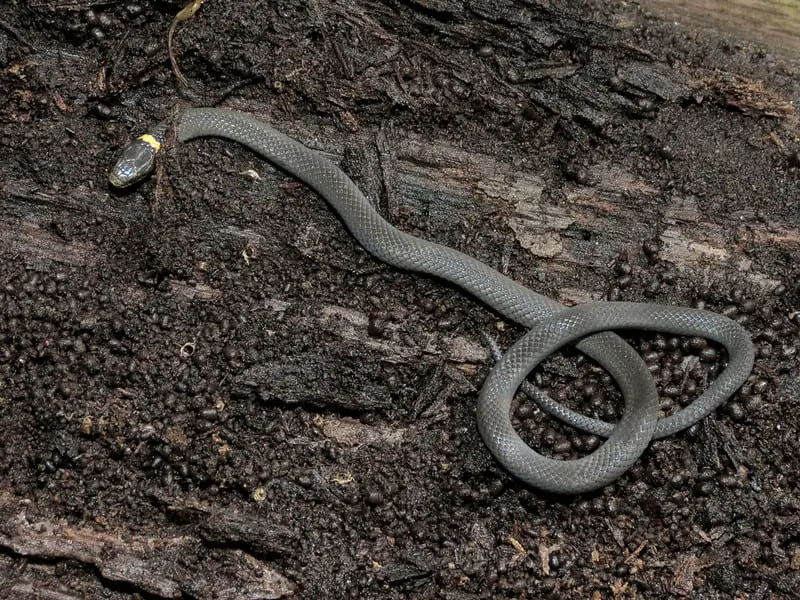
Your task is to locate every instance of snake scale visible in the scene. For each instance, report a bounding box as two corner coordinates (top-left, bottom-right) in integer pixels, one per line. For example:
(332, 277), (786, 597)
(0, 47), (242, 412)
(110, 107), (755, 494)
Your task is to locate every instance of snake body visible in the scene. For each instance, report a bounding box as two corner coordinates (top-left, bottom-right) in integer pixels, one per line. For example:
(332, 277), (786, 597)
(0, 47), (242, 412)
(111, 107), (755, 494)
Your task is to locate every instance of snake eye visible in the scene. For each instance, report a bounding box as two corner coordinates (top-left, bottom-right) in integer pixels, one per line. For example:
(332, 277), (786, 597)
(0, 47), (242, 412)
(109, 133), (164, 188)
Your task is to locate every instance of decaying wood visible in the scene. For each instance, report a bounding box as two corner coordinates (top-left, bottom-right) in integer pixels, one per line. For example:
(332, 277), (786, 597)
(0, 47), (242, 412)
(1, 54), (793, 430)
(642, 0), (800, 56)
(2, 49), (794, 284)
(0, 492), (295, 599)
(1, 0), (797, 596)
(1, 131), (792, 285)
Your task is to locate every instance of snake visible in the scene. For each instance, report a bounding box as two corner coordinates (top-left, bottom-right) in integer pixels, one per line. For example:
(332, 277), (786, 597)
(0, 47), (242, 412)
(109, 107), (755, 494)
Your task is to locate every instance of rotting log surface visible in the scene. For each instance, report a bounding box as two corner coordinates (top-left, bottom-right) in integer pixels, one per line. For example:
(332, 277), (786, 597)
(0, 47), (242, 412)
(0, 0), (799, 598)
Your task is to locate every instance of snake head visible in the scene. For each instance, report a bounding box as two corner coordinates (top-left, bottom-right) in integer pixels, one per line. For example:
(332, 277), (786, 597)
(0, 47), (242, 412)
(109, 132), (165, 188)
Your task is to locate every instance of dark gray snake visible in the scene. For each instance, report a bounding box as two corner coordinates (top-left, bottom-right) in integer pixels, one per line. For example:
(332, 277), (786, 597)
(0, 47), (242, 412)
(110, 107), (755, 494)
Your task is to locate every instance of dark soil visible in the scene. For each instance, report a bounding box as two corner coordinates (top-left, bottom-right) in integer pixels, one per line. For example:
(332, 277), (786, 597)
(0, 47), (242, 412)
(1, 1), (799, 598)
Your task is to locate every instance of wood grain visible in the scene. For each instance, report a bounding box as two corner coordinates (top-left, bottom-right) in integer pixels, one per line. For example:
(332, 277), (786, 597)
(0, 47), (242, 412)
(643, 0), (800, 54)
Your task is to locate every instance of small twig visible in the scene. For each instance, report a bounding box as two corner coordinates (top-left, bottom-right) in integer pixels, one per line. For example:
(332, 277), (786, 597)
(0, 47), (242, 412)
(168, 0), (204, 89)
(166, 1), (259, 106)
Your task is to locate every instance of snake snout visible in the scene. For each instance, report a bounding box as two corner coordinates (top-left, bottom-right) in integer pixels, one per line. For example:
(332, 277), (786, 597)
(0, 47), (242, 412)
(109, 133), (165, 188)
